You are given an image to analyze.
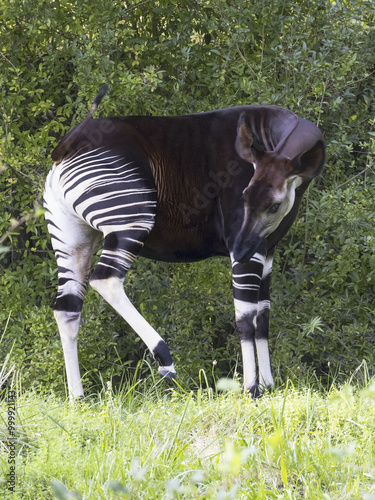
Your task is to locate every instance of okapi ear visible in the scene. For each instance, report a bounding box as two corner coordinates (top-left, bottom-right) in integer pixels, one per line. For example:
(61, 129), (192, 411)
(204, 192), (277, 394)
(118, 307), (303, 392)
(291, 140), (325, 180)
(235, 112), (265, 163)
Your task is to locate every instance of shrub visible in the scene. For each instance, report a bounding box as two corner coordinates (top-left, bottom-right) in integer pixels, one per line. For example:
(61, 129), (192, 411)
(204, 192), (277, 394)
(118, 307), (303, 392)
(1, 0), (374, 392)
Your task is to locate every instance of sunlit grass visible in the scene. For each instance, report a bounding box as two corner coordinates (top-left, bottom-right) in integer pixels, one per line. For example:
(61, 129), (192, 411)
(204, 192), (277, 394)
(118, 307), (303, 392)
(1, 367), (375, 499)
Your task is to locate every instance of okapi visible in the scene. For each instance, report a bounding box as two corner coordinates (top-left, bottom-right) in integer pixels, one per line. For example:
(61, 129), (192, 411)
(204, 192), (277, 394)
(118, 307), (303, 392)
(44, 87), (325, 398)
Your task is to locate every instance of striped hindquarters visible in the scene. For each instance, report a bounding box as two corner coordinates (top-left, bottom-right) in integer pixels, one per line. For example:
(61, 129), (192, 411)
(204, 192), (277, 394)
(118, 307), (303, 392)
(44, 147), (158, 283)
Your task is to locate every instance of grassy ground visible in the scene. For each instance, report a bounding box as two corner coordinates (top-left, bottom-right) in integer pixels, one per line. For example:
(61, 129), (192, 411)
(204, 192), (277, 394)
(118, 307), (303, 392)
(1, 370), (375, 500)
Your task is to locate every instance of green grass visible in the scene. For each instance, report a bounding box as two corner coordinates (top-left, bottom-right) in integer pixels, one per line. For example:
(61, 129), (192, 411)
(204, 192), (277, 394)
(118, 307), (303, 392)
(1, 370), (375, 500)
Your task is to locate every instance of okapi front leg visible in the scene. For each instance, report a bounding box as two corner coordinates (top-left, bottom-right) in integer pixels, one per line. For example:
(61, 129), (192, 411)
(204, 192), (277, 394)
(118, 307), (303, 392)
(235, 303), (259, 397)
(232, 250), (274, 397)
(255, 251), (274, 391)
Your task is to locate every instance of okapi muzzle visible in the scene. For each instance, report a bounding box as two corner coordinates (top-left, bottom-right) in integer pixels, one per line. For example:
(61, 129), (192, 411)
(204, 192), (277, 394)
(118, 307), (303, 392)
(232, 162), (302, 262)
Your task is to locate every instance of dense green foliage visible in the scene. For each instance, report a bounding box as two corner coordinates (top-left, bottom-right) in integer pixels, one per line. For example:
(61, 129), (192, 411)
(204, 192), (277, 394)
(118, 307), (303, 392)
(0, 0), (374, 393)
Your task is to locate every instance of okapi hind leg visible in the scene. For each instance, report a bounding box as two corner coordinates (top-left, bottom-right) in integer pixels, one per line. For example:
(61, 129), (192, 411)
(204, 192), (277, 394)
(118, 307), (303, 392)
(54, 306), (84, 399)
(45, 210), (102, 399)
(89, 230), (176, 380)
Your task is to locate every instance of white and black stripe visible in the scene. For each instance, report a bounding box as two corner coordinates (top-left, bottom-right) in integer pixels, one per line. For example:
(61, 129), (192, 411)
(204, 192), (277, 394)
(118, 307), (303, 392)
(45, 147), (157, 278)
(44, 147), (175, 398)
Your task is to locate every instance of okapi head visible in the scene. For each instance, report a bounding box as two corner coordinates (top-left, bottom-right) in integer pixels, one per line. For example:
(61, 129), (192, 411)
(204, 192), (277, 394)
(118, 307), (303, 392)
(233, 110), (325, 262)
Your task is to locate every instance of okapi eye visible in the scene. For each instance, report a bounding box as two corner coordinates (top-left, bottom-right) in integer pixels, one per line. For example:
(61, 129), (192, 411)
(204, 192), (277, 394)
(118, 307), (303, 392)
(269, 203), (280, 214)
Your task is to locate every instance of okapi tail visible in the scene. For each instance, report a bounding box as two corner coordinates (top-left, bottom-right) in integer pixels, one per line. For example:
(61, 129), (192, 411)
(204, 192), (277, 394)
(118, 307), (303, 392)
(51, 85), (109, 163)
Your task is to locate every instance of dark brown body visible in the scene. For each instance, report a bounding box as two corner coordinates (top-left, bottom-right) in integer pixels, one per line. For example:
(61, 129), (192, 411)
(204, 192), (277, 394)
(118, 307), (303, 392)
(53, 106), (325, 263)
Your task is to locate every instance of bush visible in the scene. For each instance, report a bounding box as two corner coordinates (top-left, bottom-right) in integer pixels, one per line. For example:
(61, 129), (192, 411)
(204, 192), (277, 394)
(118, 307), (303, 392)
(1, 0), (374, 392)
(271, 180), (375, 384)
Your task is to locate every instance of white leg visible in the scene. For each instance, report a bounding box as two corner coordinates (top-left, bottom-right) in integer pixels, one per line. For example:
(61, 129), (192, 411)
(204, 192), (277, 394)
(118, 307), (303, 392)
(255, 338), (274, 389)
(240, 339), (257, 391)
(234, 298), (259, 394)
(90, 277), (176, 377)
(256, 253), (274, 390)
(54, 310), (84, 399)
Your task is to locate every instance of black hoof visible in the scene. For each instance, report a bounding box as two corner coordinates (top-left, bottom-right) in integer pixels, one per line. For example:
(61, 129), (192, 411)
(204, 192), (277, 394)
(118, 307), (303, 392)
(158, 367), (176, 380)
(249, 384), (261, 398)
(248, 384), (274, 398)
